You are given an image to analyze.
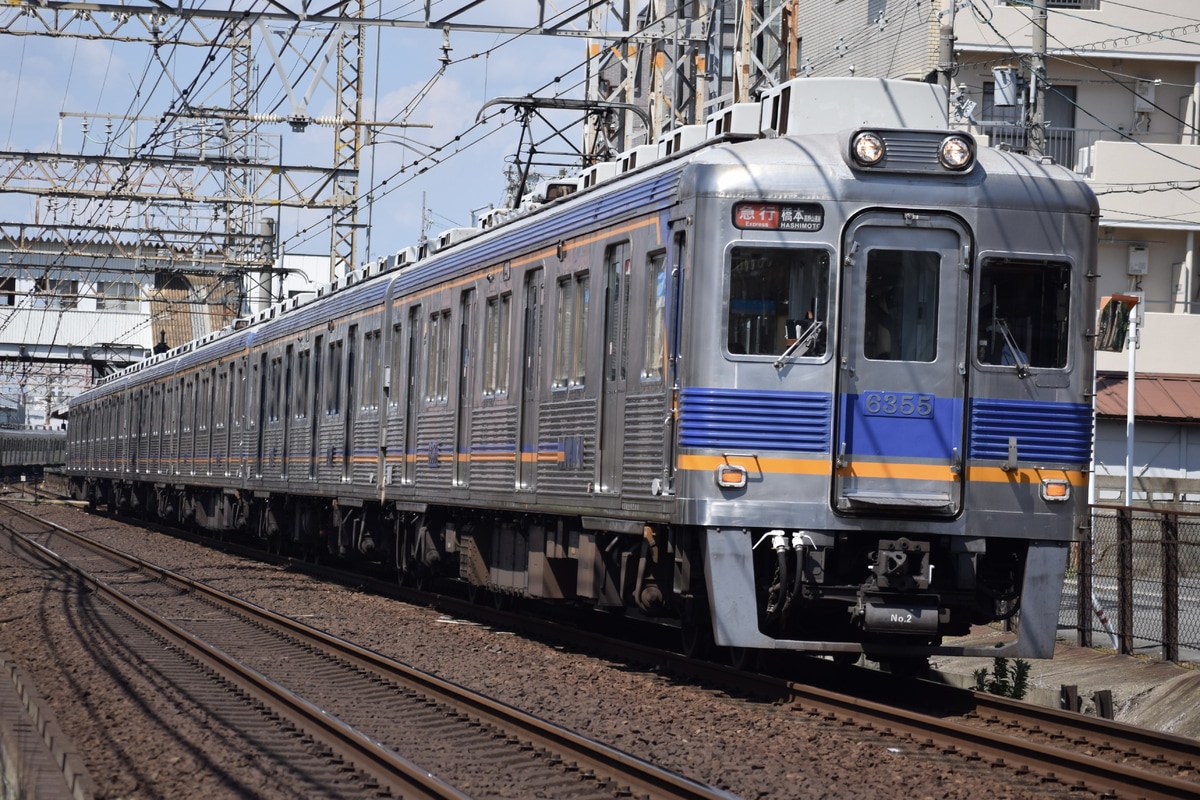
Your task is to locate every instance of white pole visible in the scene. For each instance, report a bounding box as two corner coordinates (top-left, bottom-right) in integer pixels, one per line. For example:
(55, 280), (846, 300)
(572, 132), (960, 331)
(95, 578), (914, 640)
(1124, 301), (1138, 506)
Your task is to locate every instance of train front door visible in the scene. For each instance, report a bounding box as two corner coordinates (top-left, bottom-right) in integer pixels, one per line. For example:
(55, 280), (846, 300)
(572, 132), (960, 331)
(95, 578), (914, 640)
(833, 213), (969, 515)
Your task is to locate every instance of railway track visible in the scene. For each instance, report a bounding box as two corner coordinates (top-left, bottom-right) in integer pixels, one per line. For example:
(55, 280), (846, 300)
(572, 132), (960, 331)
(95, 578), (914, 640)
(433, 594), (1200, 800)
(251, 536), (1200, 800)
(8, 498), (1200, 799)
(0, 499), (736, 800)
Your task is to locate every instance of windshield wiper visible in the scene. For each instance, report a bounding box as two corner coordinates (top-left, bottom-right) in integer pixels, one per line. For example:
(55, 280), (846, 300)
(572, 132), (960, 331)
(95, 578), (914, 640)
(774, 321), (823, 369)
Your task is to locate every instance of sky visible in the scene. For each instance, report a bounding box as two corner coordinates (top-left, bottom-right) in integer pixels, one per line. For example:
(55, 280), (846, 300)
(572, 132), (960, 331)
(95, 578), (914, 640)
(0, 1), (593, 278)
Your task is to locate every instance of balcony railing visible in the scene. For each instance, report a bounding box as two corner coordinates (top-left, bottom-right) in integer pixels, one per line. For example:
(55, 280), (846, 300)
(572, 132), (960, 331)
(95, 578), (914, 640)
(958, 123), (1185, 174)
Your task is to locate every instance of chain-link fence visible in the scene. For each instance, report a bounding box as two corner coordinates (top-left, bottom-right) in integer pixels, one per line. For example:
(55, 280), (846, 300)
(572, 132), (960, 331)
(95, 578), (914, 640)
(1059, 506), (1200, 663)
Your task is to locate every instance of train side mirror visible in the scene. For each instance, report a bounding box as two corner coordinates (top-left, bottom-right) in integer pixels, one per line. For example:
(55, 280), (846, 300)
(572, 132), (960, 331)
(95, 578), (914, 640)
(1096, 295), (1138, 352)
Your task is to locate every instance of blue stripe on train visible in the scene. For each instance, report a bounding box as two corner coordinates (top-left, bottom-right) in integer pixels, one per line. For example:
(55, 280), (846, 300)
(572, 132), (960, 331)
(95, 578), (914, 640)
(678, 388), (833, 452)
(967, 398), (1092, 464)
(679, 388), (1092, 465)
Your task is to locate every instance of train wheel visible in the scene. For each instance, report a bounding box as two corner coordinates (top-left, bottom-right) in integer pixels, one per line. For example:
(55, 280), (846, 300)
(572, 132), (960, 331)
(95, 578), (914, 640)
(883, 656), (930, 678)
(679, 596), (713, 659)
(728, 646), (761, 673)
(830, 652), (861, 668)
(466, 582), (488, 605)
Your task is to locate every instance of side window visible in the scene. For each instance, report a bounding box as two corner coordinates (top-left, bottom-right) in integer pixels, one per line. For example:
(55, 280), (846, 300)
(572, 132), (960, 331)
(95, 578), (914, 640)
(643, 252), (667, 382)
(327, 340), (343, 415)
(426, 310), (452, 402)
(215, 371), (227, 430)
(553, 272), (589, 389)
(483, 293), (511, 397)
(199, 373), (210, 431)
(295, 350), (310, 419)
(389, 320), (403, 406)
(312, 338), (323, 419)
(362, 330), (381, 409)
(977, 258), (1070, 369)
(269, 357), (282, 421)
(727, 246), (830, 357)
(234, 363), (245, 426)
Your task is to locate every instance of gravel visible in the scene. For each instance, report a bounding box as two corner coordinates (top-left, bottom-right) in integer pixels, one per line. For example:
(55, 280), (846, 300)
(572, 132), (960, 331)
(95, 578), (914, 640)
(2, 501), (1068, 799)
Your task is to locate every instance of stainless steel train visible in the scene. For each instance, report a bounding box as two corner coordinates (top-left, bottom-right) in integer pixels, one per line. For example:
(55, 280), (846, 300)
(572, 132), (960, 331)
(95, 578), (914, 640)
(1, 425), (67, 480)
(66, 78), (1097, 665)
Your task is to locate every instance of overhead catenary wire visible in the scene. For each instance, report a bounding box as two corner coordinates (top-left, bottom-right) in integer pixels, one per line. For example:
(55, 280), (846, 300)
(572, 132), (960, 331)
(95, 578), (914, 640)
(6, 0), (613, 353)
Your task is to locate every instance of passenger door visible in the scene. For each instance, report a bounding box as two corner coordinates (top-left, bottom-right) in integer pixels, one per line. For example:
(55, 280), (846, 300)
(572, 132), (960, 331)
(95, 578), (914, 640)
(834, 213), (969, 515)
(518, 268), (543, 490)
(598, 243), (630, 493)
(454, 289), (476, 487)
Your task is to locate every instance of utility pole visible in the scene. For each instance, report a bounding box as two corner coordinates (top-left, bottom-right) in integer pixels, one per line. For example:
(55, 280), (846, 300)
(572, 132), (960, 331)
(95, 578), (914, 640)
(938, 0), (957, 99)
(1027, 0), (1048, 158)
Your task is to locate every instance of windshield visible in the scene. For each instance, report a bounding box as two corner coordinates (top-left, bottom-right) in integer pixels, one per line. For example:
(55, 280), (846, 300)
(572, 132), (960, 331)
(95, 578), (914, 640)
(727, 246), (830, 358)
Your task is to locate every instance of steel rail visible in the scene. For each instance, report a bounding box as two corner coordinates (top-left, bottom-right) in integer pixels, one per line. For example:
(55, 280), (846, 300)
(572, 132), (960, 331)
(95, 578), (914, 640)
(0, 506), (470, 800)
(1, 501), (738, 800)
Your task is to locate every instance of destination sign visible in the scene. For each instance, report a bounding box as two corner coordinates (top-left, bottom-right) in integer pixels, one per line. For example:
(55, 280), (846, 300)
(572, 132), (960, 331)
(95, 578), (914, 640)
(733, 202), (824, 232)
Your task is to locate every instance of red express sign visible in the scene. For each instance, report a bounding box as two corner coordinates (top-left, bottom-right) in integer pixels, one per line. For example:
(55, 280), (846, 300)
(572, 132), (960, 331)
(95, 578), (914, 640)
(734, 202), (824, 231)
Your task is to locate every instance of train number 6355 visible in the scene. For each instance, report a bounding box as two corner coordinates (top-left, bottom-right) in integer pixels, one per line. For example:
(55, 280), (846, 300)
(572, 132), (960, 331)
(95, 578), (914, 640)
(862, 391), (934, 418)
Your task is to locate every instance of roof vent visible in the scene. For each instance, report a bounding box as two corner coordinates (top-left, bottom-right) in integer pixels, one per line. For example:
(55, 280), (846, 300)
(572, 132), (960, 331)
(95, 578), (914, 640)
(705, 103), (762, 141)
(582, 161), (618, 188)
(659, 124), (707, 157)
(619, 144), (660, 174)
(395, 245), (420, 268)
(431, 227), (479, 254)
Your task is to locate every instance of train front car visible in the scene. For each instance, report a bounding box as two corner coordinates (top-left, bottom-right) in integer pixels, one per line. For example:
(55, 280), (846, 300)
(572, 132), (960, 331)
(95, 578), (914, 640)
(675, 92), (1097, 662)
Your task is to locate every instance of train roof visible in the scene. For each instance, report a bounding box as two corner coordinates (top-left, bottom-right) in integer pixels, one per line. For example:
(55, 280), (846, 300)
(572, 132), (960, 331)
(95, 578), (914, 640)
(70, 76), (1097, 408)
(0, 426), (66, 438)
(683, 131), (1099, 216)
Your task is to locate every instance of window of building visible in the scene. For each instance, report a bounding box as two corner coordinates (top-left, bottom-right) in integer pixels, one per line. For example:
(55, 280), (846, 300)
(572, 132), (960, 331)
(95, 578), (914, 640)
(979, 80), (1076, 166)
(33, 278), (78, 309)
(97, 281), (139, 311)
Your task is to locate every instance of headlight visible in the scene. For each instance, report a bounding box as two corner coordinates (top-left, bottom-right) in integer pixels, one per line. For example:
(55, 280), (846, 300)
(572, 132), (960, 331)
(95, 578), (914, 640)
(852, 132), (885, 166)
(939, 135), (974, 170)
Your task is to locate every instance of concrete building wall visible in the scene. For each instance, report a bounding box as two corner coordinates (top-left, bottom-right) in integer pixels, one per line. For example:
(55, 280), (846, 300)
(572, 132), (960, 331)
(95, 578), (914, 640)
(797, 0), (937, 80)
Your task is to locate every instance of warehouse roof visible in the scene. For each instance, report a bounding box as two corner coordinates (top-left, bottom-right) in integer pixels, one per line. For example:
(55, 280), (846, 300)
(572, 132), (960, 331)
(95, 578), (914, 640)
(1095, 371), (1200, 424)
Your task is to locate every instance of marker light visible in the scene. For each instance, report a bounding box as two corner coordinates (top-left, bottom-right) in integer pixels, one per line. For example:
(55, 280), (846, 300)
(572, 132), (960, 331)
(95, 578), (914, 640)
(716, 464), (748, 489)
(1040, 479), (1071, 502)
(939, 135), (974, 170)
(851, 132), (885, 166)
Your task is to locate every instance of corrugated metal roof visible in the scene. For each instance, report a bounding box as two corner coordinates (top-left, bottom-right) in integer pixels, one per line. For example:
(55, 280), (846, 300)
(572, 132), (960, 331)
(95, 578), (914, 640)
(1095, 371), (1200, 423)
(147, 275), (238, 352)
